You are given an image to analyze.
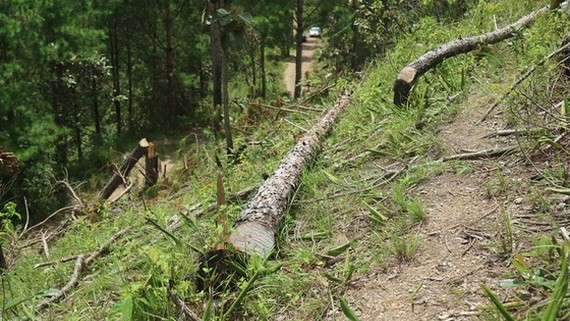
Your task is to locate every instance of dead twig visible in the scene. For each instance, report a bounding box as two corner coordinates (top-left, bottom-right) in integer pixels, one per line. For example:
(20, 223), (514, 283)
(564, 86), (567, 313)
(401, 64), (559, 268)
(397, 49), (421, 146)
(167, 281), (202, 321)
(480, 38), (570, 122)
(482, 128), (544, 138)
(282, 118), (309, 133)
(296, 105), (324, 112)
(440, 146), (516, 161)
(34, 254), (81, 269)
(25, 205), (76, 234)
(84, 228), (130, 266)
(41, 231), (50, 259)
(259, 103), (310, 115)
(34, 228), (130, 312)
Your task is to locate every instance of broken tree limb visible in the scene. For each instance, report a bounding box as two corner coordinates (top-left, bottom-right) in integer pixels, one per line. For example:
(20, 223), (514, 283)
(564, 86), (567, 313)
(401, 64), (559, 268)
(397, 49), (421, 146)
(100, 138), (149, 200)
(393, 5), (549, 106)
(34, 228), (129, 312)
(228, 90), (353, 256)
(35, 254), (84, 312)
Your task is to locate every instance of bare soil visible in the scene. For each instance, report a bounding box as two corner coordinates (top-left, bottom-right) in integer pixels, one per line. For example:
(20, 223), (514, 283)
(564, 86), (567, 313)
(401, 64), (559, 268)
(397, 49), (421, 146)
(335, 90), (528, 320)
(284, 37), (321, 96)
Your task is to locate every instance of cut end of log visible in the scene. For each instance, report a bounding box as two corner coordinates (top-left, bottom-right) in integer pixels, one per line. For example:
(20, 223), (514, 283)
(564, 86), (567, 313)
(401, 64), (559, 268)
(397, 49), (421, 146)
(398, 66), (417, 83)
(139, 138), (150, 148)
(393, 67), (418, 106)
(229, 221), (274, 257)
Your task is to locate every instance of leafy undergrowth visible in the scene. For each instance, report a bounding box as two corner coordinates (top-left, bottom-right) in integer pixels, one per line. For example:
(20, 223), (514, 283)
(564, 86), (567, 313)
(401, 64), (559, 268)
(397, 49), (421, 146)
(2, 0), (570, 320)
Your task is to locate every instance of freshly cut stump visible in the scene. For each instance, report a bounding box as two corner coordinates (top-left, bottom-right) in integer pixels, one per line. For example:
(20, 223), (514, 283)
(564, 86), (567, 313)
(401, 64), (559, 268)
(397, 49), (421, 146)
(393, 5), (548, 106)
(229, 90), (353, 256)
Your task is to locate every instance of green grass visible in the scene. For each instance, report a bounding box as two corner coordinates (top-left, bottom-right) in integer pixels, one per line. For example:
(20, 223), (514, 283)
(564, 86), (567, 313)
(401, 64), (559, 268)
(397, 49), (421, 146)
(3, 0), (570, 320)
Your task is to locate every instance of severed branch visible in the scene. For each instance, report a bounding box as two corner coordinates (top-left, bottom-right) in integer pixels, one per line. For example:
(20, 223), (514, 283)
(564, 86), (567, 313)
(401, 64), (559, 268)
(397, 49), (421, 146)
(480, 37), (570, 122)
(394, 6), (549, 106)
(35, 255), (84, 312)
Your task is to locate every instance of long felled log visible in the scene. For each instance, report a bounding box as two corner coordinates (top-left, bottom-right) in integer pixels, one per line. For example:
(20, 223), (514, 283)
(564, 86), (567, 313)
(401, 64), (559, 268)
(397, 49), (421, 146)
(393, 5), (549, 106)
(100, 138), (149, 200)
(228, 90), (353, 256)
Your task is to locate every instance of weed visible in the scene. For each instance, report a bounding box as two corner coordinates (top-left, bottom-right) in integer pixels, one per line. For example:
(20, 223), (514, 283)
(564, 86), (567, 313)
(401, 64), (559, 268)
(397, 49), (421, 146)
(391, 234), (420, 264)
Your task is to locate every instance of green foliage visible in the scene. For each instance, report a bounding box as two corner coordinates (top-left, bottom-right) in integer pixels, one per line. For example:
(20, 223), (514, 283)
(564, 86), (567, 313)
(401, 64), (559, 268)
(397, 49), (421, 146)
(0, 202), (20, 235)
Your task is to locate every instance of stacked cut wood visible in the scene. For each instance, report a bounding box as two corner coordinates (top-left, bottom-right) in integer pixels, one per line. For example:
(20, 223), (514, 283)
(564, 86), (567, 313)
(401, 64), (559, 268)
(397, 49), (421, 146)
(0, 148), (20, 177)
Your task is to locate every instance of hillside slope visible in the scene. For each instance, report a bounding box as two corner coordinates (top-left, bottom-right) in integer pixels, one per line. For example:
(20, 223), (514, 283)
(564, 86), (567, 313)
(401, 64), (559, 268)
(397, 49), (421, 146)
(2, 1), (570, 320)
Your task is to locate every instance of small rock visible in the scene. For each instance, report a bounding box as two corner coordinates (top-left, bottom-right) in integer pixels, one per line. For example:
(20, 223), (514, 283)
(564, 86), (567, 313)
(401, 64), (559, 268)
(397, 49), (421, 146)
(557, 202), (566, 211)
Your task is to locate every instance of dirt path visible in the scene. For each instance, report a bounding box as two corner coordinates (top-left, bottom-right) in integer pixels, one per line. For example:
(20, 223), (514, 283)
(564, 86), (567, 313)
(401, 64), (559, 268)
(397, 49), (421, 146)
(338, 91), (522, 320)
(284, 37), (321, 96)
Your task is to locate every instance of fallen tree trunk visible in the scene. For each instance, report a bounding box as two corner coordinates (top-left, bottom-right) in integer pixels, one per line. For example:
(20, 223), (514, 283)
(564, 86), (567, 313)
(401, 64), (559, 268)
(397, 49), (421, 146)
(100, 138), (149, 200)
(393, 5), (549, 106)
(228, 90), (353, 256)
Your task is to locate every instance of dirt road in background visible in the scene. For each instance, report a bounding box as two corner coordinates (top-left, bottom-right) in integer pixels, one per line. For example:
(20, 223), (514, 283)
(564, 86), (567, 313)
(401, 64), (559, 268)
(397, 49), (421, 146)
(284, 37), (320, 97)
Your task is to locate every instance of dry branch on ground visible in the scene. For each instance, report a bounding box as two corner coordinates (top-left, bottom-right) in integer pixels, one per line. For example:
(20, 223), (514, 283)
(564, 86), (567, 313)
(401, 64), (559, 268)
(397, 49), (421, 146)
(34, 228), (130, 312)
(393, 6), (549, 106)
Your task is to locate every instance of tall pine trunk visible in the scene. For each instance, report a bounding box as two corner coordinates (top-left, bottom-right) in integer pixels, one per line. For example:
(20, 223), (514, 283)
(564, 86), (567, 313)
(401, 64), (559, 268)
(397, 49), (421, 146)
(164, 0), (176, 122)
(109, 22), (122, 135)
(91, 74), (101, 137)
(260, 36), (267, 98)
(210, 0), (223, 114)
(126, 27), (134, 134)
(294, 0), (304, 99)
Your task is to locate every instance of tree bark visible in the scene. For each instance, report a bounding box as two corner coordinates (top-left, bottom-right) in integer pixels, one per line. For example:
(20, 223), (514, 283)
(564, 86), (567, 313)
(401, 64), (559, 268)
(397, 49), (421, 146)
(100, 138), (150, 200)
(293, 0), (304, 99)
(393, 5), (549, 106)
(210, 0), (223, 112)
(228, 90), (353, 256)
(145, 142), (159, 188)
